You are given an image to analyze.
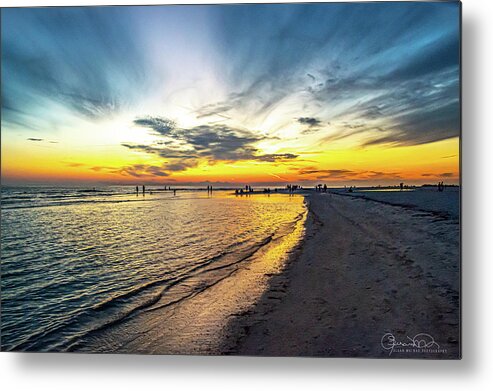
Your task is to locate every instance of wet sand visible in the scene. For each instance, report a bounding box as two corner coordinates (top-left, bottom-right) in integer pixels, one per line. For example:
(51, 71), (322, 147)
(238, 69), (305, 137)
(223, 191), (460, 358)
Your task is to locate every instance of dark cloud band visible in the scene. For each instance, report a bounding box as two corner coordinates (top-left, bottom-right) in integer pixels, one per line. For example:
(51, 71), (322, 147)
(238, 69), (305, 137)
(121, 117), (299, 177)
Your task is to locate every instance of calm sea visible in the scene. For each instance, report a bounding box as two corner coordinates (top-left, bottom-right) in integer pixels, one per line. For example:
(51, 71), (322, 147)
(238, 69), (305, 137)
(0, 186), (306, 351)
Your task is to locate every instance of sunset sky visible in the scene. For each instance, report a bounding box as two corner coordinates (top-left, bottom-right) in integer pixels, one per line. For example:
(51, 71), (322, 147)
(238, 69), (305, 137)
(1, 2), (460, 186)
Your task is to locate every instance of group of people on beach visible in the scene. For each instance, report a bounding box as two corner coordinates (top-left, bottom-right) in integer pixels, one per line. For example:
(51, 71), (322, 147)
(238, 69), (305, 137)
(287, 184), (301, 193)
(235, 185), (254, 195)
(135, 185), (176, 196)
(233, 184), (305, 195)
(133, 181), (449, 199)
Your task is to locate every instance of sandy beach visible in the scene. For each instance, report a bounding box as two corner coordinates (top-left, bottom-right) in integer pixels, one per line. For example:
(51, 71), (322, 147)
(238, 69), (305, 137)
(223, 190), (460, 358)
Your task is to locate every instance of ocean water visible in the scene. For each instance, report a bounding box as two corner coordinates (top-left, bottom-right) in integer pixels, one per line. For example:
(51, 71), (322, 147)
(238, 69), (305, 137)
(0, 186), (306, 352)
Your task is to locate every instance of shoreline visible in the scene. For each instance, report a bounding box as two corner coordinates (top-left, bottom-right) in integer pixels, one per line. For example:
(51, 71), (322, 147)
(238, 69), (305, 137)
(218, 195), (319, 354)
(222, 192), (460, 358)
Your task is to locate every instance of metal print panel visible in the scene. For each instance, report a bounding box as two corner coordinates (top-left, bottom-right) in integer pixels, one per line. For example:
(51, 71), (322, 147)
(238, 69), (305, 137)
(0, 1), (461, 358)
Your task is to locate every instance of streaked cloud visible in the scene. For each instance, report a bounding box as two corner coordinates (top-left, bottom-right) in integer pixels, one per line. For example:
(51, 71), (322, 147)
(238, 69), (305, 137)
(297, 117), (323, 134)
(121, 117), (299, 176)
(297, 167), (402, 181)
(213, 2), (460, 146)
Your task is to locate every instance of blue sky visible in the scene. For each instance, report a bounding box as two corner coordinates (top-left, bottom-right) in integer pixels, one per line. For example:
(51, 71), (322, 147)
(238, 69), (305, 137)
(0, 2), (461, 184)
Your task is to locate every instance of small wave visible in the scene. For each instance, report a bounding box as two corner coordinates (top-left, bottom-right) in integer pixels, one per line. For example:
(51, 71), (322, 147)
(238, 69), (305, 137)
(5, 232), (279, 352)
(1, 197), (150, 210)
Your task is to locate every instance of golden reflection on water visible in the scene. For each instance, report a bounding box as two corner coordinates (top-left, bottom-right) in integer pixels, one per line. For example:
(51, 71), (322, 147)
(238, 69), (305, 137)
(74, 191), (307, 354)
